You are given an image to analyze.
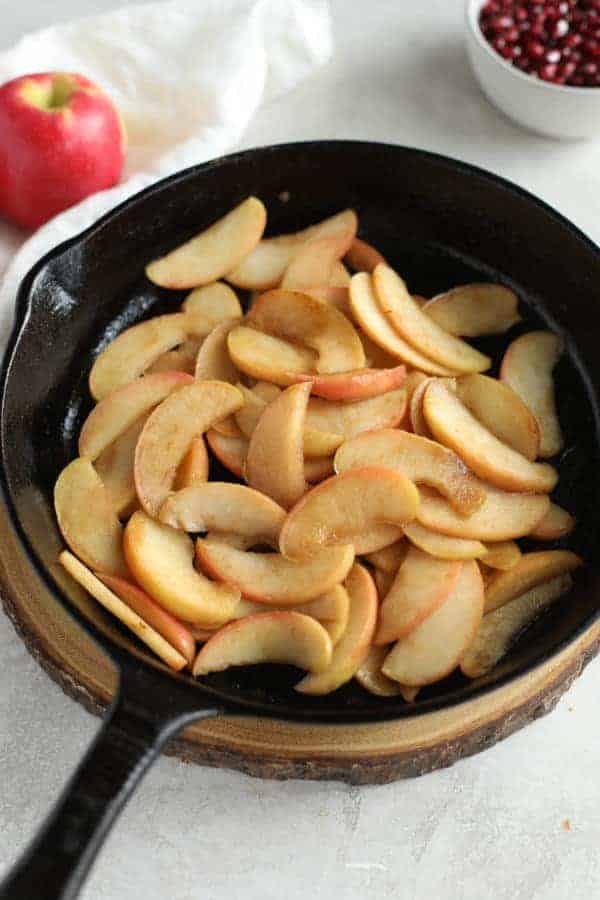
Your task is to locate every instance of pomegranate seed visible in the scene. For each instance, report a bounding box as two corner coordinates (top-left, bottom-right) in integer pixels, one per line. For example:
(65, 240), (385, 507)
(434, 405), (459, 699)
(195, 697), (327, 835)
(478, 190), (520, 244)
(558, 60), (577, 77)
(549, 18), (569, 38)
(505, 26), (521, 41)
(527, 39), (546, 57)
(584, 39), (600, 57)
(515, 7), (529, 22)
(562, 32), (582, 47)
(569, 74), (585, 84)
(491, 14), (515, 29)
(545, 48), (562, 62)
(582, 60), (598, 74)
(539, 62), (558, 78)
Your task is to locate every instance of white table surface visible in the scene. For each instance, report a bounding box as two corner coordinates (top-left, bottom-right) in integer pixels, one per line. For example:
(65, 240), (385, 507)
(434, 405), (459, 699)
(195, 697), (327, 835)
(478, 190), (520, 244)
(1, 2), (599, 898)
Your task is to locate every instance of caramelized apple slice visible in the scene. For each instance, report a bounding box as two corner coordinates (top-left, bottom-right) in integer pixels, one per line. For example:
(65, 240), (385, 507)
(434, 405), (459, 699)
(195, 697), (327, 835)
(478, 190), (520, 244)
(196, 538), (354, 604)
(291, 365), (406, 402)
(304, 456), (335, 483)
(94, 417), (146, 518)
(281, 235), (351, 290)
(305, 388), (407, 439)
(480, 541), (522, 571)
(382, 560), (484, 686)
(500, 331), (564, 458)
(54, 458), (128, 576)
(182, 281), (242, 337)
(175, 436), (209, 489)
(351, 526), (405, 556)
(423, 284), (521, 336)
(403, 522), (486, 561)
(194, 320), (239, 383)
(455, 374), (540, 461)
(484, 549), (582, 613)
(409, 377), (433, 437)
(146, 197), (266, 289)
(205, 430), (246, 478)
(363, 540), (409, 573)
(529, 503), (575, 540)
(345, 237), (386, 273)
(228, 325), (317, 385)
(146, 339), (201, 375)
(374, 567), (395, 600)
(355, 645), (404, 697)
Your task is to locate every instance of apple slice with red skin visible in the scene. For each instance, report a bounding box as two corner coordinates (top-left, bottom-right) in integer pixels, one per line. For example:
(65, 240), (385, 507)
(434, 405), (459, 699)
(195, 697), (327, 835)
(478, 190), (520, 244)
(54, 458), (128, 576)
(382, 560), (484, 686)
(345, 237), (386, 273)
(334, 428), (485, 516)
(124, 511), (239, 627)
(349, 273), (455, 375)
(373, 265), (491, 374)
(500, 331), (564, 458)
(227, 325), (317, 386)
(355, 646), (404, 697)
(134, 380), (243, 517)
(234, 585), (350, 648)
(291, 364), (406, 402)
(146, 340), (201, 376)
(94, 416), (146, 519)
(175, 436), (209, 489)
(281, 235), (351, 290)
(376, 548), (462, 645)
(480, 541), (522, 571)
(461, 573), (573, 678)
(423, 284), (521, 336)
(247, 290), (365, 374)
(455, 374), (540, 461)
(89, 315), (189, 401)
(196, 538), (355, 605)
(423, 379), (558, 493)
(98, 573), (196, 664)
(205, 430), (335, 484)
(146, 197), (266, 289)
(305, 388), (407, 440)
(279, 467), (419, 561)
(483, 549), (582, 613)
(529, 503), (575, 540)
(295, 563), (378, 695)
(79, 371), (193, 460)
(403, 522), (486, 561)
(182, 281), (242, 336)
(192, 611), (333, 677)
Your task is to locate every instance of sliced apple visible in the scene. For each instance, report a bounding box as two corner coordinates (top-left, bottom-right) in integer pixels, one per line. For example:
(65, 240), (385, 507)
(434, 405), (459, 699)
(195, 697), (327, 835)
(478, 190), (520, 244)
(376, 548), (462, 644)
(349, 273), (455, 375)
(301, 285), (350, 315)
(182, 281), (242, 337)
(94, 416), (146, 518)
(227, 325), (317, 386)
(54, 458), (128, 576)
(480, 541), (522, 571)
(355, 646), (403, 697)
(79, 371), (193, 460)
(246, 382), (310, 509)
(59, 552), (187, 671)
(305, 388), (407, 440)
(124, 511), (239, 626)
(423, 379), (558, 493)
(195, 538), (355, 604)
(352, 526), (405, 556)
(205, 430), (247, 477)
(146, 339), (201, 375)
(296, 563), (378, 694)
(500, 331), (564, 458)
(345, 237), (386, 273)
(403, 522), (486, 561)
(159, 482), (285, 545)
(279, 467), (419, 560)
(382, 560), (484, 686)
(455, 374), (540, 461)
(334, 429), (485, 516)
(134, 381), (242, 516)
(530, 503), (575, 540)
(281, 235), (351, 290)
(423, 284), (521, 336)
(462, 573), (574, 678)
(175, 436), (209, 488)
(417, 484), (550, 541)
(331, 261), (352, 287)
(409, 376), (433, 437)
(89, 314), (189, 401)
(194, 320), (239, 383)
(98, 573), (196, 664)
(374, 567), (395, 600)
(226, 209), (358, 290)
(483, 549), (582, 614)
(291, 365), (406, 402)
(192, 611), (333, 676)
(247, 289), (365, 374)
(358, 330), (400, 369)
(363, 540), (409, 573)
(146, 197), (266, 289)
(304, 456), (335, 483)
(233, 585), (350, 647)
(251, 382), (282, 403)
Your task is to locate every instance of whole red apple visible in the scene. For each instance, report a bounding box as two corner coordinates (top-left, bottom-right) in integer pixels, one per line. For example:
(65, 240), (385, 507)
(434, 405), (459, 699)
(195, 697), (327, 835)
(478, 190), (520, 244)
(0, 71), (126, 229)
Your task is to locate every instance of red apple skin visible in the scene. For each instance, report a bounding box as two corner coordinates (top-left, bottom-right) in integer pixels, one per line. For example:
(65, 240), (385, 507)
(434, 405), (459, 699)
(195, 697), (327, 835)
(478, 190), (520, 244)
(0, 72), (126, 229)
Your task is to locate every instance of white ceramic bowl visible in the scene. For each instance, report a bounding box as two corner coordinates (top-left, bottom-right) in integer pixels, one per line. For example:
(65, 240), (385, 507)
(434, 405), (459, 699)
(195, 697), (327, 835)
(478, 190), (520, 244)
(466, 0), (600, 140)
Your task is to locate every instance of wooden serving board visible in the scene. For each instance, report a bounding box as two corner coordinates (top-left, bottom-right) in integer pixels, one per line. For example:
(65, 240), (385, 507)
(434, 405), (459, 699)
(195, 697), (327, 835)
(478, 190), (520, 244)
(1, 509), (598, 784)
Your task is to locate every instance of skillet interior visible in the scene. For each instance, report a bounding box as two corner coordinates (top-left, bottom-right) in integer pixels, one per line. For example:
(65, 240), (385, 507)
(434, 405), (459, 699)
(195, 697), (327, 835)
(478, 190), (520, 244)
(1, 140), (599, 723)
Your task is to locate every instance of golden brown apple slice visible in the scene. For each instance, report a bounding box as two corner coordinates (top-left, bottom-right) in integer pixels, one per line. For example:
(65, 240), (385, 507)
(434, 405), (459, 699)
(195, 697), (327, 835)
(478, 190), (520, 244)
(373, 567), (395, 600)
(334, 429), (485, 516)
(175, 436), (209, 488)
(480, 541), (522, 571)
(135, 381), (243, 516)
(423, 379), (558, 493)
(483, 549), (582, 613)
(279, 467), (419, 560)
(417, 484), (550, 541)
(98, 573), (196, 664)
(89, 315), (189, 401)
(247, 290), (365, 374)
(295, 563), (377, 694)
(233, 584), (350, 647)
(461, 573), (573, 678)
(349, 273), (455, 375)
(373, 265), (491, 373)
(227, 325), (317, 385)
(403, 522), (486, 561)
(376, 548), (462, 644)
(423, 284), (521, 336)
(345, 237), (386, 273)
(363, 540), (409, 573)
(529, 503), (575, 540)
(251, 382), (282, 402)
(146, 197), (266, 289)
(124, 511), (239, 626)
(409, 377), (433, 437)
(192, 611), (333, 677)
(205, 431), (246, 478)
(94, 416), (146, 518)
(351, 526), (405, 556)
(79, 371), (193, 460)
(226, 209), (358, 290)
(305, 388), (407, 440)
(291, 365), (406, 402)
(146, 339), (201, 376)
(355, 646), (404, 697)
(159, 482), (285, 545)
(281, 235), (351, 290)
(246, 382), (310, 509)
(382, 560), (484, 686)
(194, 320), (239, 383)
(182, 281), (242, 336)
(358, 329), (399, 369)
(304, 456), (335, 483)
(195, 538), (355, 604)
(59, 552), (187, 671)
(54, 458), (128, 576)
(500, 331), (564, 458)
(455, 374), (540, 461)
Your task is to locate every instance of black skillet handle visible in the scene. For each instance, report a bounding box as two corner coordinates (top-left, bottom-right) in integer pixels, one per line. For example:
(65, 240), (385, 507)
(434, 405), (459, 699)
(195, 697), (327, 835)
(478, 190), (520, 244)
(0, 661), (220, 900)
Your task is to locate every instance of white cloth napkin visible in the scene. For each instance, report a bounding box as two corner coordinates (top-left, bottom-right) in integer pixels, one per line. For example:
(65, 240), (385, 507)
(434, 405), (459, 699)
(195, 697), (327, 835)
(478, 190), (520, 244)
(0, 0), (332, 351)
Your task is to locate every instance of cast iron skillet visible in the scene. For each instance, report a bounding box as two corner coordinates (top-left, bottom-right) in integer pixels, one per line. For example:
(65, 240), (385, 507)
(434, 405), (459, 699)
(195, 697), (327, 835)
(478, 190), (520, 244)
(1, 141), (599, 899)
